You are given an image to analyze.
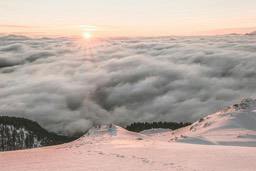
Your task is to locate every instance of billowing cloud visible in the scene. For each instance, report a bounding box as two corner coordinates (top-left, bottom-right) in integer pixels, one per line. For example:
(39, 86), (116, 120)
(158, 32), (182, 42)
(0, 34), (256, 135)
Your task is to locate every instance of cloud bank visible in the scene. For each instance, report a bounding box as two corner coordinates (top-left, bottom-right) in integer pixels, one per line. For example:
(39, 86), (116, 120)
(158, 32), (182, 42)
(0, 34), (256, 135)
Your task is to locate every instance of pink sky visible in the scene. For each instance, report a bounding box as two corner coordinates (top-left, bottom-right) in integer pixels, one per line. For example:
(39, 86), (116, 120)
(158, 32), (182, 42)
(0, 0), (256, 37)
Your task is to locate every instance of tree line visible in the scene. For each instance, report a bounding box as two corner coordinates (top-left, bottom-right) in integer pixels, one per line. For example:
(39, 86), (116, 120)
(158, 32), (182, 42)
(126, 121), (191, 132)
(0, 116), (75, 151)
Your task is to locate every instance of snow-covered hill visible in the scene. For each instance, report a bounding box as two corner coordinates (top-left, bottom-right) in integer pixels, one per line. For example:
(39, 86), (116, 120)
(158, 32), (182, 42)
(68, 124), (147, 147)
(2, 99), (256, 170)
(1, 122), (256, 171)
(166, 98), (256, 146)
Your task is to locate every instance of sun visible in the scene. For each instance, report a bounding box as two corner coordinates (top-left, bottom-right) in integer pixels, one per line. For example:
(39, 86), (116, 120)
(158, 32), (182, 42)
(82, 32), (92, 39)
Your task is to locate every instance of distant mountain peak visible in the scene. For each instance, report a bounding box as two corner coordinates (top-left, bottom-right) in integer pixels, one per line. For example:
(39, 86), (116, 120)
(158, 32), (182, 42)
(246, 31), (256, 35)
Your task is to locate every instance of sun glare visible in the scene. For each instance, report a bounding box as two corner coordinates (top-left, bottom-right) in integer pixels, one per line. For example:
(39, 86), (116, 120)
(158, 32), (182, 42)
(83, 32), (92, 40)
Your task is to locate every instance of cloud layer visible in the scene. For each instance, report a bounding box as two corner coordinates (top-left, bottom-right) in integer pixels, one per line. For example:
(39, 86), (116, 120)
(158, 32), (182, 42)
(1, 34), (256, 135)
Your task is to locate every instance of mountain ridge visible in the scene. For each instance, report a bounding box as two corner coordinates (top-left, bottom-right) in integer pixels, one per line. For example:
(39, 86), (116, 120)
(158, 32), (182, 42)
(166, 98), (256, 146)
(246, 30), (256, 35)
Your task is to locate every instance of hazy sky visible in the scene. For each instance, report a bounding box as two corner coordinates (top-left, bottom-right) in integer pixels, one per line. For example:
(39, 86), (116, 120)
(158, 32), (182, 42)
(1, 0), (256, 37)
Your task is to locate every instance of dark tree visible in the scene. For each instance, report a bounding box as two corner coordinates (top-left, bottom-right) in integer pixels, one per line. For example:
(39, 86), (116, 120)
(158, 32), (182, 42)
(126, 121), (191, 132)
(0, 116), (76, 151)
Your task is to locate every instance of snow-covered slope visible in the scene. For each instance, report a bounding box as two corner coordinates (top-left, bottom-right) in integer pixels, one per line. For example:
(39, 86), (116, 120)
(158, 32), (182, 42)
(140, 128), (173, 141)
(166, 98), (256, 146)
(140, 128), (171, 135)
(2, 100), (256, 171)
(1, 123), (256, 171)
(85, 124), (144, 139)
(68, 124), (147, 147)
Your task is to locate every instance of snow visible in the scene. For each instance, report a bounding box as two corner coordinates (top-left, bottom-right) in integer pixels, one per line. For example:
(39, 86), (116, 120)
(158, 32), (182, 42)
(167, 98), (256, 147)
(1, 130), (256, 171)
(2, 99), (256, 170)
(140, 128), (172, 135)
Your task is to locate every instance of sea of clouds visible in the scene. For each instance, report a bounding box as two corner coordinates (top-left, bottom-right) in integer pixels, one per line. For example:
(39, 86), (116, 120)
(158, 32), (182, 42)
(0, 34), (256, 135)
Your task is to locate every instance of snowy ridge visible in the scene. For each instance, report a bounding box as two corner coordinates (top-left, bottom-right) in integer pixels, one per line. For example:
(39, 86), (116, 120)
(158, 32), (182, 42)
(167, 98), (256, 146)
(86, 124), (121, 137)
(83, 124), (146, 139)
(68, 124), (147, 147)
